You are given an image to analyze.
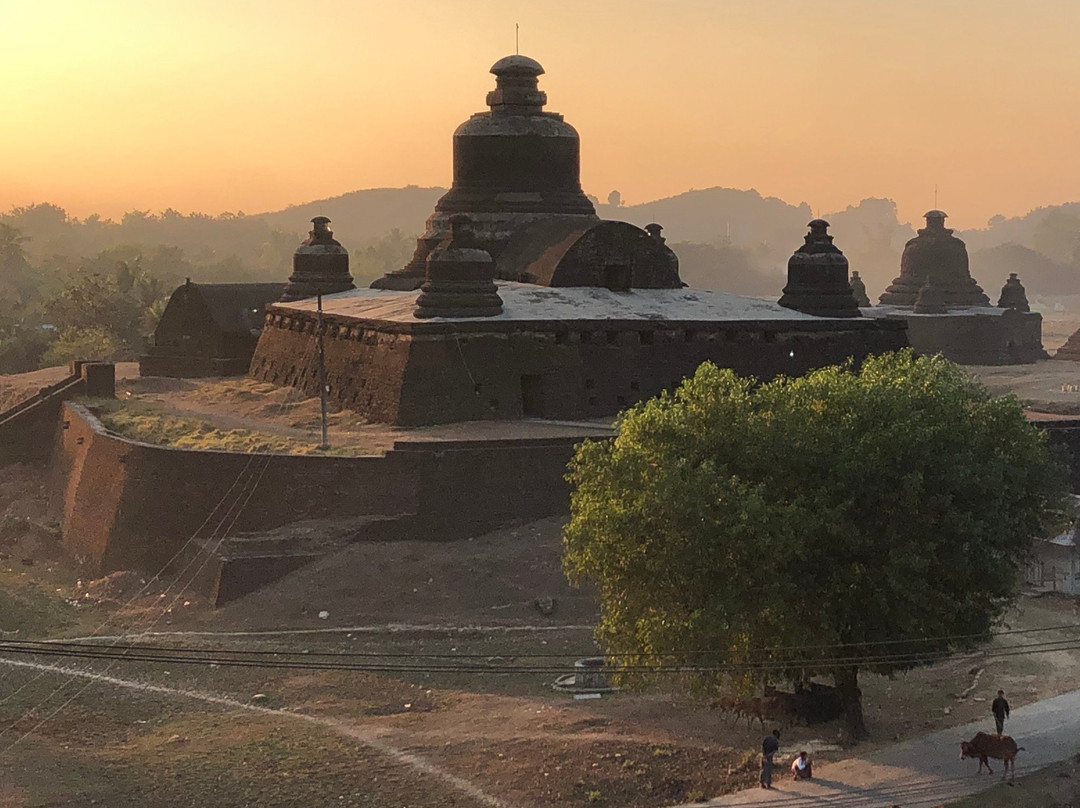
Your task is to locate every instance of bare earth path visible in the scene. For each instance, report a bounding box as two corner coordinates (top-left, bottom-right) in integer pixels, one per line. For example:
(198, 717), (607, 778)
(688, 688), (1080, 808)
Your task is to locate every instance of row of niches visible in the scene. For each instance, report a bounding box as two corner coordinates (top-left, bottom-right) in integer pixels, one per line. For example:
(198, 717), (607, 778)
(266, 314), (388, 346)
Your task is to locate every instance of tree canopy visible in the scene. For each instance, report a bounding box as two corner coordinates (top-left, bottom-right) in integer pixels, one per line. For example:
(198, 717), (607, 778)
(563, 351), (1069, 738)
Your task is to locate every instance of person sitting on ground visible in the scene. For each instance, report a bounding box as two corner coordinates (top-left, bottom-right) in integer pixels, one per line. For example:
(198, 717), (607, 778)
(790, 750), (812, 780)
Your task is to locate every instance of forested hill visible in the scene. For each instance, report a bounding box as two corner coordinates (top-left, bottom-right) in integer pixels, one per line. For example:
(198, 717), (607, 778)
(257, 186), (445, 246)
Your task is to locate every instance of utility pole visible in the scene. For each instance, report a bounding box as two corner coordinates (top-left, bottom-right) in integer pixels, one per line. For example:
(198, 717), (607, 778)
(316, 293), (329, 450)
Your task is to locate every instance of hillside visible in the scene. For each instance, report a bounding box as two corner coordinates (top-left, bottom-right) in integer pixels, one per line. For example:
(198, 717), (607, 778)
(255, 185), (445, 245)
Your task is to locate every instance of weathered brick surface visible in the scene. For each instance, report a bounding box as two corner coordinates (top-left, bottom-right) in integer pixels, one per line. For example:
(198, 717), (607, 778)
(251, 310), (909, 426)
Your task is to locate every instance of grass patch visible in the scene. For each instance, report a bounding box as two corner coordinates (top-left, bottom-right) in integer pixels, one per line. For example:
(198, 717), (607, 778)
(91, 399), (351, 455)
(0, 585), (74, 635)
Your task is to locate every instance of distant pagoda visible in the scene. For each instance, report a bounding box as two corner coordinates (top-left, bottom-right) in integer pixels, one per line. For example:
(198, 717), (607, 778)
(878, 211), (989, 308)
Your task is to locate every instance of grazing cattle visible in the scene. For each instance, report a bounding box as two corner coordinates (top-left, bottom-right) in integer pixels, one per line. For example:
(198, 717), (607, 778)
(959, 732), (1023, 776)
(741, 697), (765, 728)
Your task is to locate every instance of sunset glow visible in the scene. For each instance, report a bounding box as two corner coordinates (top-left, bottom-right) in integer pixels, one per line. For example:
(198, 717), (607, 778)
(3, 0), (1079, 228)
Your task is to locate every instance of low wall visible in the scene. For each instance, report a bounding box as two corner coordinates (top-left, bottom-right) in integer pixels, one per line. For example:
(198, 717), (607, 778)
(0, 361), (115, 467)
(51, 404), (589, 575)
(52, 404), (419, 572)
(395, 437), (579, 539)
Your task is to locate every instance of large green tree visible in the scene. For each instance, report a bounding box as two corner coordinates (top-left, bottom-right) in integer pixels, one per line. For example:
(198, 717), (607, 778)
(563, 352), (1069, 740)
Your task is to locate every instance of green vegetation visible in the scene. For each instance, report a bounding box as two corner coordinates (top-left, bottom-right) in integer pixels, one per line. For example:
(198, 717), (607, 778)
(0, 585), (74, 636)
(563, 351), (1070, 740)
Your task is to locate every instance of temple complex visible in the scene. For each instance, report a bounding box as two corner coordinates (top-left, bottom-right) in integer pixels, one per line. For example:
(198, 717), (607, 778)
(250, 55), (910, 425)
(864, 210), (1044, 365)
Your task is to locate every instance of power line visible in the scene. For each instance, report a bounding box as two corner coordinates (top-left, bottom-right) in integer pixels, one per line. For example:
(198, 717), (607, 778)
(4, 634), (1080, 675)
(18, 619), (1080, 661)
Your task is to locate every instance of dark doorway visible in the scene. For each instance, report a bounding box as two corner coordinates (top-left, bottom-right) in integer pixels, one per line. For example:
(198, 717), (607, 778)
(521, 374), (545, 417)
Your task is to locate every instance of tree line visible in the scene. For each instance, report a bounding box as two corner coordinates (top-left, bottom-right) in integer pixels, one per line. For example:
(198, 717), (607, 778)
(0, 204), (416, 375)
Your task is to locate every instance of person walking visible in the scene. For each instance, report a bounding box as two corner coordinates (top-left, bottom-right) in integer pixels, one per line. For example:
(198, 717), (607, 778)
(760, 728), (780, 789)
(992, 690), (1010, 735)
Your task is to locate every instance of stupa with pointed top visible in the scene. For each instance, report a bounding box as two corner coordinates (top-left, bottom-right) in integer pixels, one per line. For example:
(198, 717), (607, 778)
(778, 219), (861, 317)
(371, 55), (598, 291)
(878, 211), (989, 307)
(281, 217), (355, 303)
(997, 273), (1030, 312)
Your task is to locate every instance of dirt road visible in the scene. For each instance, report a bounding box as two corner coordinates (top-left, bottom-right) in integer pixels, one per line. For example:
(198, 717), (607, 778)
(690, 687), (1080, 807)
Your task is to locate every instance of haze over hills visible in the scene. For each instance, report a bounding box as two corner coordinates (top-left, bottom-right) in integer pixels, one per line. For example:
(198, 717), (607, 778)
(4, 183), (1079, 304)
(254, 185), (1080, 297)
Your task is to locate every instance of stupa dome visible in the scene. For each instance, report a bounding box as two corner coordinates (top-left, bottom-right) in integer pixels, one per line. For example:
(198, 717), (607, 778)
(879, 211), (989, 307)
(280, 217), (354, 302)
(778, 220), (861, 318)
(371, 55), (597, 291)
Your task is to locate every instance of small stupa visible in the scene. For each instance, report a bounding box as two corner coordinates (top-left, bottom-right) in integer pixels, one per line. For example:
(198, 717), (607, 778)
(849, 271), (872, 307)
(913, 278), (948, 314)
(414, 216), (503, 319)
(778, 220), (861, 317)
(280, 217), (355, 302)
(1054, 327), (1080, 361)
(997, 273), (1031, 312)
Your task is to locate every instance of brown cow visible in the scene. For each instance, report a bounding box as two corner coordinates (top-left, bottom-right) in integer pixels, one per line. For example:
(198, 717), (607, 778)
(959, 732), (1024, 776)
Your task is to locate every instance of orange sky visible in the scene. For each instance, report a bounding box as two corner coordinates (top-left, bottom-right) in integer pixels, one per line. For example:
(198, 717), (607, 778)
(2, 0), (1079, 230)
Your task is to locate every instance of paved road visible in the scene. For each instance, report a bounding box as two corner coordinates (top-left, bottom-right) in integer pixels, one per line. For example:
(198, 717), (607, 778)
(680, 688), (1080, 808)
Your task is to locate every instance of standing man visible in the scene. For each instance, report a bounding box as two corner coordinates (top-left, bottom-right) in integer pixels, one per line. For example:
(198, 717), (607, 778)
(992, 690), (1010, 735)
(760, 728), (780, 789)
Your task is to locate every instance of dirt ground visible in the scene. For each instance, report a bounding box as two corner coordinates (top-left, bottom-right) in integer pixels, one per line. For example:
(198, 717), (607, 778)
(968, 359), (1080, 415)
(0, 353), (1079, 806)
(945, 753), (1080, 807)
(4, 491), (1080, 807)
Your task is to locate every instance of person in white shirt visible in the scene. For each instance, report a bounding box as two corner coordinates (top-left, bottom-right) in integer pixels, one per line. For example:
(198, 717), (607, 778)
(790, 751), (813, 780)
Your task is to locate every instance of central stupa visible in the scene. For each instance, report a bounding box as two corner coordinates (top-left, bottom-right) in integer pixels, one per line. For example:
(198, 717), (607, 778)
(371, 55), (598, 290)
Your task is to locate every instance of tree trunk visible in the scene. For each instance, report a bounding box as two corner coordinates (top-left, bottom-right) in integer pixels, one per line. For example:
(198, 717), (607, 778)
(834, 665), (868, 743)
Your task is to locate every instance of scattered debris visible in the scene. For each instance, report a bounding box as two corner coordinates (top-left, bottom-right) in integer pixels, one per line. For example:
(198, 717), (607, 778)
(533, 596), (558, 616)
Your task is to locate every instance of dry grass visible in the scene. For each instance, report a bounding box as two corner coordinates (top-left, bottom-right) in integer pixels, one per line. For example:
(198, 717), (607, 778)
(93, 399), (354, 455)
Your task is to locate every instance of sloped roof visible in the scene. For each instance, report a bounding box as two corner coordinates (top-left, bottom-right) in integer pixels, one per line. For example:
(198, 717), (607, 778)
(162, 282), (287, 335)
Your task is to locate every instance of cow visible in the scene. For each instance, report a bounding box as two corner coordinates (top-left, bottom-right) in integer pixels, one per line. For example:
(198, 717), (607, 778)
(959, 732), (1024, 777)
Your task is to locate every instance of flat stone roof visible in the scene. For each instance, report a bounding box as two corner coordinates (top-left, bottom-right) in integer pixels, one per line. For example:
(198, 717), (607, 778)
(273, 283), (896, 328)
(864, 304), (1016, 319)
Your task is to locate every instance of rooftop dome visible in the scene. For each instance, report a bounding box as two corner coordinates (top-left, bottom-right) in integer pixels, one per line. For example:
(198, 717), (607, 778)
(371, 54), (597, 291)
